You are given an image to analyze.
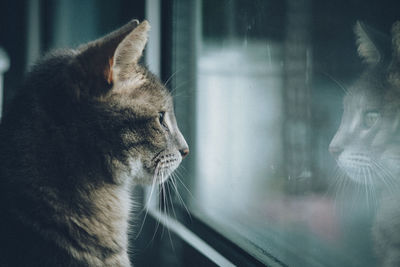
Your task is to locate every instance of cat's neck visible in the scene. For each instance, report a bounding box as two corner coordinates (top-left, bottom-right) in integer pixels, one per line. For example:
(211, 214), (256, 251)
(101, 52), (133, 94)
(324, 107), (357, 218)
(65, 181), (133, 266)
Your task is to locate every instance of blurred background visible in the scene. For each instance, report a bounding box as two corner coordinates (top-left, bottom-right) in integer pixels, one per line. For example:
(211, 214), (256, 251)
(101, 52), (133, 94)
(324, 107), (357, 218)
(1, 0), (400, 266)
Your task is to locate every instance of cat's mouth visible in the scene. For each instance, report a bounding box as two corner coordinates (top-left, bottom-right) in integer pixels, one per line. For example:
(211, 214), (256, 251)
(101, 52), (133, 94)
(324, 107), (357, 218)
(338, 153), (372, 167)
(153, 152), (182, 183)
(337, 152), (375, 183)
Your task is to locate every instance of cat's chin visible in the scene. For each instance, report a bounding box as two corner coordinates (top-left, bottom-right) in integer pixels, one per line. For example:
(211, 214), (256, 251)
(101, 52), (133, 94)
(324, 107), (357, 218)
(122, 152), (182, 185)
(131, 165), (177, 185)
(337, 152), (380, 185)
(340, 166), (376, 185)
(337, 150), (400, 187)
(152, 151), (182, 184)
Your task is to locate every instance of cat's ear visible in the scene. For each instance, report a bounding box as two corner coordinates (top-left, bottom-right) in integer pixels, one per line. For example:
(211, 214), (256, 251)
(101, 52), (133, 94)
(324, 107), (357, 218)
(74, 19), (141, 99)
(391, 22), (400, 60)
(111, 21), (150, 82)
(388, 22), (400, 87)
(354, 21), (390, 65)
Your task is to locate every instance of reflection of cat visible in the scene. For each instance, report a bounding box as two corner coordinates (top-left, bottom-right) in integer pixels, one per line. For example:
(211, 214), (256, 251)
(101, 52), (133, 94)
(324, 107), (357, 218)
(0, 20), (188, 266)
(329, 21), (400, 266)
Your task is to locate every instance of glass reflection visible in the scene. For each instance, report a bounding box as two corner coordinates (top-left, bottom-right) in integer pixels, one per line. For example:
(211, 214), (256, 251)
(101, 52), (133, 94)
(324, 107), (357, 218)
(169, 0), (400, 266)
(329, 21), (400, 267)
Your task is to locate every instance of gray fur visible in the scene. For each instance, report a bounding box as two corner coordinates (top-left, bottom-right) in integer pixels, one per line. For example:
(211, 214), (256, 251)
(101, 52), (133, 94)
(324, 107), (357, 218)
(355, 21), (382, 65)
(0, 20), (188, 267)
(330, 21), (400, 267)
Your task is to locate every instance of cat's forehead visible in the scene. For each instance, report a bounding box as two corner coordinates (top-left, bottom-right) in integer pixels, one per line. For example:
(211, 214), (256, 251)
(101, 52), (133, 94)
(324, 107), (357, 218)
(344, 92), (380, 109)
(138, 76), (173, 108)
(345, 71), (386, 107)
(111, 72), (173, 109)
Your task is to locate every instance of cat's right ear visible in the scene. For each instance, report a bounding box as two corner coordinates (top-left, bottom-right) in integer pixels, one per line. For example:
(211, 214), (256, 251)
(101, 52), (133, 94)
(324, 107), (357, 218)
(388, 22), (400, 88)
(391, 22), (400, 60)
(354, 21), (390, 65)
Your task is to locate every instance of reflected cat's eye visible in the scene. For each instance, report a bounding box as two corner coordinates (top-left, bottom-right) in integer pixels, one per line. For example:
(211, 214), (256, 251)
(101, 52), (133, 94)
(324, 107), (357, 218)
(364, 111), (380, 128)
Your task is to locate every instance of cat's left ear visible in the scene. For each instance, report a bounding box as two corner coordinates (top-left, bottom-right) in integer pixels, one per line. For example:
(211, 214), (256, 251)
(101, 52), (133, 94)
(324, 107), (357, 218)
(354, 21), (390, 65)
(111, 21), (150, 82)
(74, 19), (148, 99)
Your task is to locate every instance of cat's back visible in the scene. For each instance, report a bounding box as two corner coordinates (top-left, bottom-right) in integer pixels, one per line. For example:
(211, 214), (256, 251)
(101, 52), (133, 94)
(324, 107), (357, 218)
(0, 50), (86, 267)
(0, 214), (80, 267)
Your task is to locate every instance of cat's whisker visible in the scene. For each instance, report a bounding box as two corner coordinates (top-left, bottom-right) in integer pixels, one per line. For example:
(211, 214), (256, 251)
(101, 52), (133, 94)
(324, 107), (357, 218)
(373, 161), (398, 192)
(170, 172), (188, 203)
(319, 70), (349, 94)
(160, 172), (167, 238)
(331, 175), (341, 205)
(367, 166), (378, 209)
(135, 174), (158, 240)
(166, 179), (178, 220)
(170, 172), (192, 220)
(165, 180), (177, 252)
(171, 83), (191, 98)
(166, 223), (176, 252)
(148, 186), (163, 246)
(159, 190), (165, 238)
(333, 168), (348, 208)
(164, 67), (184, 88)
(358, 167), (369, 209)
(372, 161), (392, 189)
(326, 167), (342, 195)
(348, 173), (361, 210)
(141, 169), (159, 213)
(368, 167), (377, 209)
(336, 170), (351, 213)
(325, 166), (344, 208)
(173, 169), (195, 200)
(170, 78), (198, 98)
(163, 180), (178, 251)
(162, 171), (171, 238)
(365, 168), (373, 210)
(330, 167), (342, 193)
(177, 164), (188, 173)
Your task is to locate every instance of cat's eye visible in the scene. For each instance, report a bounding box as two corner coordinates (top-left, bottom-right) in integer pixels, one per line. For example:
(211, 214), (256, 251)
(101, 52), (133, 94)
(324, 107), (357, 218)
(158, 111), (168, 130)
(363, 111), (380, 128)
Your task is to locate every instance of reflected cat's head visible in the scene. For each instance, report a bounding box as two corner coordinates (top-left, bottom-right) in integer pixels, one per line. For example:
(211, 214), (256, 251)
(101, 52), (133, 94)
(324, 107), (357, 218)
(329, 21), (400, 186)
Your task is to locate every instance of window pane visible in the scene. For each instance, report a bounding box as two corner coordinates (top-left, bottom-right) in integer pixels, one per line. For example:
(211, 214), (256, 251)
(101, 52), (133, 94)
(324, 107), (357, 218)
(169, 0), (400, 266)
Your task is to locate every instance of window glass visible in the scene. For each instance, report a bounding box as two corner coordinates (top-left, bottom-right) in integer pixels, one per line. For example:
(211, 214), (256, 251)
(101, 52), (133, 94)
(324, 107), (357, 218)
(168, 0), (400, 266)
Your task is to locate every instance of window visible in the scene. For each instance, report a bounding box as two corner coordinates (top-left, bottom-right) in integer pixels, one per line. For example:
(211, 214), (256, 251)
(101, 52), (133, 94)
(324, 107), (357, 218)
(150, 0), (400, 266)
(4, 0), (400, 266)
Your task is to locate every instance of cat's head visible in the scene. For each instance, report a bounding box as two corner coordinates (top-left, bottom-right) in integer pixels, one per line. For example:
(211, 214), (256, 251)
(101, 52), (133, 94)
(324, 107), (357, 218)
(41, 20), (189, 185)
(329, 21), (400, 186)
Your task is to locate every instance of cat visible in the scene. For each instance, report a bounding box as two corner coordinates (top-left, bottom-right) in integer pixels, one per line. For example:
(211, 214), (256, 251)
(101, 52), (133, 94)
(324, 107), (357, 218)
(0, 19), (189, 267)
(329, 21), (400, 267)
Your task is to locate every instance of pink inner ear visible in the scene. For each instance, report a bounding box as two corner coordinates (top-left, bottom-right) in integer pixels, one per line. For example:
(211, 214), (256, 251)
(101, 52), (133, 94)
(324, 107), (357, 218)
(105, 57), (114, 84)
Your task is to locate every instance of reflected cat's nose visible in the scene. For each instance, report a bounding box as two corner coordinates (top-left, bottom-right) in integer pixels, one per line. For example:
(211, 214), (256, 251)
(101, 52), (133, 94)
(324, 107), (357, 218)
(329, 146), (343, 159)
(179, 148), (189, 159)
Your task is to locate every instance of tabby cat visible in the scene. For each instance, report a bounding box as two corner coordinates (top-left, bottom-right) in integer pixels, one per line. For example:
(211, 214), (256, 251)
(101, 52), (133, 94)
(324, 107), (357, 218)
(0, 20), (188, 267)
(329, 21), (400, 266)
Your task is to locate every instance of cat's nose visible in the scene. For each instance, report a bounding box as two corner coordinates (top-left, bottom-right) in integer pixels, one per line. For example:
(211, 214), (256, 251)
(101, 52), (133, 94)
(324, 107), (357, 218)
(179, 148), (189, 159)
(329, 146), (343, 159)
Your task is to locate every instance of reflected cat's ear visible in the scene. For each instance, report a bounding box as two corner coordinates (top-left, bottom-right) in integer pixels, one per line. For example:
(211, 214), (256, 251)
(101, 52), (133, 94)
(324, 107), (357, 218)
(111, 21), (150, 82)
(391, 22), (400, 59)
(74, 19), (140, 99)
(354, 21), (390, 65)
(388, 22), (400, 87)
